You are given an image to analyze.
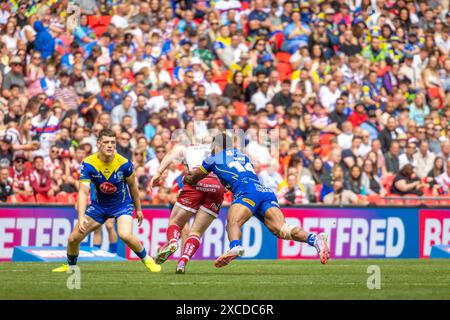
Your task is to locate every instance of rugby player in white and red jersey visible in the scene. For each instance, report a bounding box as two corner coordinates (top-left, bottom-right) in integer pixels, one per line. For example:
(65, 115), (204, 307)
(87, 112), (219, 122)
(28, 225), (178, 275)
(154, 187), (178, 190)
(150, 141), (224, 274)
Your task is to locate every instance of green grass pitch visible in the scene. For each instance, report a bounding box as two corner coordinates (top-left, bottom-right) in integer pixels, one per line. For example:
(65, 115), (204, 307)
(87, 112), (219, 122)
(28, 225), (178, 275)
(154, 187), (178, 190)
(1, 259), (449, 299)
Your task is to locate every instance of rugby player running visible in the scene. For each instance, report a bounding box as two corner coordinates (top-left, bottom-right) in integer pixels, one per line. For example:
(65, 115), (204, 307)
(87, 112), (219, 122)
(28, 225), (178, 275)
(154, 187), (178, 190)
(184, 133), (330, 267)
(52, 129), (161, 273)
(150, 138), (224, 274)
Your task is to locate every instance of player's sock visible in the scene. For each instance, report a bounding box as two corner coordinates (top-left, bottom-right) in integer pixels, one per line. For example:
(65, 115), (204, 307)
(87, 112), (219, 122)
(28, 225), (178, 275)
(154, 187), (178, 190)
(229, 240), (241, 250)
(306, 233), (317, 246)
(108, 242), (118, 253)
(67, 253), (78, 266)
(167, 224), (181, 244)
(179, 235), (200, 264)
(93, 244), (101, 249)
(134, 248), (150, 262)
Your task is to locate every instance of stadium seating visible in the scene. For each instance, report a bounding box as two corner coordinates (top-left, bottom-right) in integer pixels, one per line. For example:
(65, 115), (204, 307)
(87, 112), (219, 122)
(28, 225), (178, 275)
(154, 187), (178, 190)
(55, 192), (78, 204)
(275, 52), (291, 64)
(438, 199), (450, 206)
(404, 194), (420, 206)
(55, 193), (70, 204)
(213, 70), (230, 91)
(276, 62), (292, 82)
(366, 194), (383, 205)
(314, 184), (323, 203)
(382, 175), (395, 192)
(383, 194), (404, 205)
(35, 194), (55, 203)
(16, 194), (36, 203)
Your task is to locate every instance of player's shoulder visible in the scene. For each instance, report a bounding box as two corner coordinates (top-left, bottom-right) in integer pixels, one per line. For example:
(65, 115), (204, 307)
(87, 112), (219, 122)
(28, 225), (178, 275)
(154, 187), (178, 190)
(114, 152), (130, 165)
(81, 154), (98, 168)
(82, 153), (130, 168)
(114, 153), (133, 171)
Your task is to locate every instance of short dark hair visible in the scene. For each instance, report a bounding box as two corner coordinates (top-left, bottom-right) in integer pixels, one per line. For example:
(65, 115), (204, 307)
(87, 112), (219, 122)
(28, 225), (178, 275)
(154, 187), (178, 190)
(98, 128), (116, 140)
(213, 133), (233, 150)
(102, 81), (112, 88)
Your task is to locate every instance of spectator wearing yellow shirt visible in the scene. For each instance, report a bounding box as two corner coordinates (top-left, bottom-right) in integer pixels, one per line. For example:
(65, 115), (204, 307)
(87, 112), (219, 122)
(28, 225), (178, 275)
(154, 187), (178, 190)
(362, 37), (388, 64)
(311, 60), (329, 86)
(228, 51), (253, 84)
(213, 24), (231, 59)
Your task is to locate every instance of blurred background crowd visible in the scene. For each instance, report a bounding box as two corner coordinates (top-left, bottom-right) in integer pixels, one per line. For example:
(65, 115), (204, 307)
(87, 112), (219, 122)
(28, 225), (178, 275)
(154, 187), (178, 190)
(0, 0), (449, 206)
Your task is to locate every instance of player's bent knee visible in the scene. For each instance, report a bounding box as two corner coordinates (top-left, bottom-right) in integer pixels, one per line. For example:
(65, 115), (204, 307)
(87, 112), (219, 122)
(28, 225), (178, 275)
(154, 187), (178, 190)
(118, 232), (132, 243)
(68, 233), (82, 245)
(68, 235), (76, 244)
(277, 224), (297, 240)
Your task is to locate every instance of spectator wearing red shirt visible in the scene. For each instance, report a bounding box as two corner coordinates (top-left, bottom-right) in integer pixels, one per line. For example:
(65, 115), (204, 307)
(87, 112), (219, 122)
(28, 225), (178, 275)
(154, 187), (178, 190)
(348, 101), (368, 128)
(29, 155), (53, 202)
(10, 153), (35, 203)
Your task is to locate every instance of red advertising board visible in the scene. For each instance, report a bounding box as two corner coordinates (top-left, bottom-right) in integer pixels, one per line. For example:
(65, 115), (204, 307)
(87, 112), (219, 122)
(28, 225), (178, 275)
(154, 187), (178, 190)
(419, 209), (450, 258)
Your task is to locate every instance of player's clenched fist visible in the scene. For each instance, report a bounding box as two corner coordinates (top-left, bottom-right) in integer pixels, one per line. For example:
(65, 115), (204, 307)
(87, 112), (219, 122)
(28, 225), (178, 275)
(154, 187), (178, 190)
(150, 171), (162, 189)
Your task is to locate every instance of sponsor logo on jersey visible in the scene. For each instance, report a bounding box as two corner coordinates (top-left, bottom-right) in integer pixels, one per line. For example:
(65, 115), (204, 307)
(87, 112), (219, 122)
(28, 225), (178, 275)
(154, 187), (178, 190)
(178, 197), (193, 206)
(210, 203), (221, 211)
(99, 182), (117, 194)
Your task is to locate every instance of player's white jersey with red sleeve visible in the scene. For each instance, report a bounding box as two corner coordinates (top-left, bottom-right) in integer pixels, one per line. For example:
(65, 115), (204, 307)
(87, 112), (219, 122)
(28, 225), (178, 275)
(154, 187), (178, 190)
(175, 144), (224, 217)
(184, 144), (211, 171)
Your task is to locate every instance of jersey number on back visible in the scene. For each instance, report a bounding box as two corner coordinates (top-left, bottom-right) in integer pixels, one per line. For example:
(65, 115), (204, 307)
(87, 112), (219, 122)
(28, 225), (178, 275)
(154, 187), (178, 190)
(228, 161), (256, 174)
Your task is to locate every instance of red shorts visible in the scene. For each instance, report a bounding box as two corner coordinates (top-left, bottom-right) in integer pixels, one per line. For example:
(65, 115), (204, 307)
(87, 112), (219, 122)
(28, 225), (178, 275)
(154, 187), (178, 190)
(175, 175), (224, 217)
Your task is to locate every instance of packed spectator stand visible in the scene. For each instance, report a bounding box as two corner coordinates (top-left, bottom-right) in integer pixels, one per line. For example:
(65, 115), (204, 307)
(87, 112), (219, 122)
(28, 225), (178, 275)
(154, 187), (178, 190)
(0, 0), (449, 207)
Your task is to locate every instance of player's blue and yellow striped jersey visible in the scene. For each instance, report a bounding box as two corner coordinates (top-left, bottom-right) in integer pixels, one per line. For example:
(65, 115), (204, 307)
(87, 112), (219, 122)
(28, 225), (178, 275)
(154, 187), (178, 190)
(199, 148), (268, 194)
(80, 153), (134, 206)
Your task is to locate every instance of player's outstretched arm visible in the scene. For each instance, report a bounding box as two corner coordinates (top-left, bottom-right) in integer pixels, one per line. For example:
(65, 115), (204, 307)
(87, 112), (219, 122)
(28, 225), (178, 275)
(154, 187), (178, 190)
(184, 167), (208, 186)
(126, 173), (144, 226)
(77, 182), (91, 233)
(150, 145), (186, 188)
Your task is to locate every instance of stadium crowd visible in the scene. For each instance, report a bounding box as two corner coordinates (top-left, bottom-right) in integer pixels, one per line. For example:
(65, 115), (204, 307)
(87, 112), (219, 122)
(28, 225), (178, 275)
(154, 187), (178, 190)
(0, 0), (449, 206)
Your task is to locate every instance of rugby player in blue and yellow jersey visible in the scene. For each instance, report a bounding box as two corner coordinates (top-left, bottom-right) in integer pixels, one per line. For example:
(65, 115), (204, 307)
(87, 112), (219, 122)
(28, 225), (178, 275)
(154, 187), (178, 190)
(52, 129), (161, 273)
(185, 133), (330, 268)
